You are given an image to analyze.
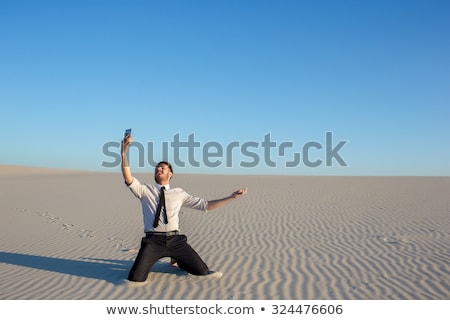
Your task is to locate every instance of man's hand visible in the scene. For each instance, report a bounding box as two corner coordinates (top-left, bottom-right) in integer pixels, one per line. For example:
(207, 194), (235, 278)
(121, 133), (133, 155)
(231, 187), (248, 199)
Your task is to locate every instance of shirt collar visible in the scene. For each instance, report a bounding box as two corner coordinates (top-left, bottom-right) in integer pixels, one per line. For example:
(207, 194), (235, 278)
(155, 183), (170, 190)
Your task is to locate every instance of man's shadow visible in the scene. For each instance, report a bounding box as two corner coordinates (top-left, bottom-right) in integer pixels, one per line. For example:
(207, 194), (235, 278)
(0, 252), (187, 285)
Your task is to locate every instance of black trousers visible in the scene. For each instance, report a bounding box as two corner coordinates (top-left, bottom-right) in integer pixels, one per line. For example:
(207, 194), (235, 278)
(127, 234), (209, 282)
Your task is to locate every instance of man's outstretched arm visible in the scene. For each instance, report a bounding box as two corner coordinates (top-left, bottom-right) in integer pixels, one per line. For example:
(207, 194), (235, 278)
(207, 187), (248, 211)
(121, 134), (133, 185)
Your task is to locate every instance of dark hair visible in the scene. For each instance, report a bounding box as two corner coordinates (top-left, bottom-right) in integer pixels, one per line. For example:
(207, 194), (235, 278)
(156, 161), (173, 174)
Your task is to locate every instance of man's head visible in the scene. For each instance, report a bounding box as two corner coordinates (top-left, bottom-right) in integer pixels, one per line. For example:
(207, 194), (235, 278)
(154, 161), (173, 185)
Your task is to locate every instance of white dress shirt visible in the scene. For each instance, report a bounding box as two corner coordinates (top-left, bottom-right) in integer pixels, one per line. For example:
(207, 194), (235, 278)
(127, 177), (208, 232)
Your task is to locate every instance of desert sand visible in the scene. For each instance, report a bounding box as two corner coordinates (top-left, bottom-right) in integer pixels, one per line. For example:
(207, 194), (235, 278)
(0, 165), (449, 300)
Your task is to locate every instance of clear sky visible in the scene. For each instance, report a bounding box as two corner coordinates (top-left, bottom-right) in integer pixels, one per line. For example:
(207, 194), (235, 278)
(1, 0), (449, 175)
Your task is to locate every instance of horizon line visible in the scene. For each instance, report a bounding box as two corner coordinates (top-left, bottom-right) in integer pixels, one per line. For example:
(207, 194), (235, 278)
(1, 164), (449, 178)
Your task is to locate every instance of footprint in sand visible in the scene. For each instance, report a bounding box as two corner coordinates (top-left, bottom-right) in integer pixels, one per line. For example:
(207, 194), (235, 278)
(79, 229), (94, 238)
(35, 211), (60, 224)
(108, 236), (132, 251)
(33, 210), (94, 239)
(60, 223), (74, 231)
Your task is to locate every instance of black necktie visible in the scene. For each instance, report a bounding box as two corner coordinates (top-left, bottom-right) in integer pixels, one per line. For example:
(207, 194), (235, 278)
(153, 186), (166, 228)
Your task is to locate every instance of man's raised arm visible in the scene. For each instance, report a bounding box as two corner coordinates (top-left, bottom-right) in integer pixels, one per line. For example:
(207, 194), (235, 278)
(121, 134), (133, 185)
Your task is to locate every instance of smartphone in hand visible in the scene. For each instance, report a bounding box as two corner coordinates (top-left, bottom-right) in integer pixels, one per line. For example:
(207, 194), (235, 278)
(124, 128), (132, 138)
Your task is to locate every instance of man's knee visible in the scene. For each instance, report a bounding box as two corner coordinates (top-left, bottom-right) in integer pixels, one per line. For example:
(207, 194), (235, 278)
(177, 260), (209, 275)
(192, 269), (209, 276)
(127, 270), (148, 282)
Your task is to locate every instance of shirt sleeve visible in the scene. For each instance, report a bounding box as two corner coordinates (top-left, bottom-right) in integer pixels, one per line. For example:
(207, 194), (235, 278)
(182, 191), (208, 212)
(127, 177), (146, 199)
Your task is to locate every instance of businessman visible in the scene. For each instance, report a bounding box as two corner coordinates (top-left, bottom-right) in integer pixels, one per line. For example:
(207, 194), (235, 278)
(121, 132), (248, 282)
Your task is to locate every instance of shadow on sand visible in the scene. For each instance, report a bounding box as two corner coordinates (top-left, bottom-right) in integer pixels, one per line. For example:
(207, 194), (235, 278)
(0, 252), (187, 284)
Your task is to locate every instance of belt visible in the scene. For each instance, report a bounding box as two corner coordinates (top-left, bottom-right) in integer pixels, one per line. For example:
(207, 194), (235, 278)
(145, 231), (179, 237)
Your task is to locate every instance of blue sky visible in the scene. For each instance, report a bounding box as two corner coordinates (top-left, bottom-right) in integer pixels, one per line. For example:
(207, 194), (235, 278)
(1, 0), (449, 175)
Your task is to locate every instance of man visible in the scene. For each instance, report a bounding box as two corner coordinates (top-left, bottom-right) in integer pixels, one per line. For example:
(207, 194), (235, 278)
(121, 133), (248, 282)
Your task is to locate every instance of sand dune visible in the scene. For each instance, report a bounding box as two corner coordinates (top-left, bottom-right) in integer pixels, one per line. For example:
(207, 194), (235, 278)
(1, 165), (449, 299)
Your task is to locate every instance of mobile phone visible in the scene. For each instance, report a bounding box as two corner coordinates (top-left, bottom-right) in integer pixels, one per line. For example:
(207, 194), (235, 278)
(124, 128), (132, 137)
